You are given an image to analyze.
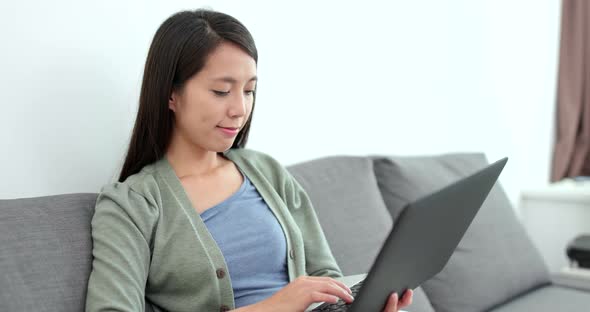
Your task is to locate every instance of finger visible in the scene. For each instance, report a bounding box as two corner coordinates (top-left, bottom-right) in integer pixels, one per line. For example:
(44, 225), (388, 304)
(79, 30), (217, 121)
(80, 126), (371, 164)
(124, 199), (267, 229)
(336, 281), (353, 295)
(330, 279), (353, 295)
(383, 293), (398, 312)
(308, 277), (352, 295)
(400, 289), (413, 307)
(309, 291), (340, 304)
(318, 282), (354, 303)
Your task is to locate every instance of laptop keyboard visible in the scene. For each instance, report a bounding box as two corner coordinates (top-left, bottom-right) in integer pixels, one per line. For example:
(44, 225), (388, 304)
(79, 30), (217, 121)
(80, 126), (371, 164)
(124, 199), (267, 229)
(311, 281), (364, 311)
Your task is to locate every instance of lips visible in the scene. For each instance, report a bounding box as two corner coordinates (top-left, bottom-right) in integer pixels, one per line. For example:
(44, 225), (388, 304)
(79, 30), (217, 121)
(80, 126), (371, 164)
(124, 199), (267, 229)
(217, 126), (240, 137)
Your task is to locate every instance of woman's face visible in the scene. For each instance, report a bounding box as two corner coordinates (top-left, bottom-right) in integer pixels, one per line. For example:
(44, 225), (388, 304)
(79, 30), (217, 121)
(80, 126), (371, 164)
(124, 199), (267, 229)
(169, 41), (257, 153)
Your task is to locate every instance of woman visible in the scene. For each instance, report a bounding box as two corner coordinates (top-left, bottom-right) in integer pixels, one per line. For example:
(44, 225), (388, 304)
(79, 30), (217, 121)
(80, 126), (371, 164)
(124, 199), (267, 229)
(85, 9), (413, 312)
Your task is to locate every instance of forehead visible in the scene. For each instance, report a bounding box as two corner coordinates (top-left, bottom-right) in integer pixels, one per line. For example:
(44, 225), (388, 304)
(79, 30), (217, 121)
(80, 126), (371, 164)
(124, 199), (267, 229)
(198, 41), (257, 81)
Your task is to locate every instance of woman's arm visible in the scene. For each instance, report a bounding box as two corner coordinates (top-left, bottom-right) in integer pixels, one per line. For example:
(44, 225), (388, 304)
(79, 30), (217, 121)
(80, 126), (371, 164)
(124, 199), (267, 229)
(281, 169), (342, 278)
(85, 183), (158, 312)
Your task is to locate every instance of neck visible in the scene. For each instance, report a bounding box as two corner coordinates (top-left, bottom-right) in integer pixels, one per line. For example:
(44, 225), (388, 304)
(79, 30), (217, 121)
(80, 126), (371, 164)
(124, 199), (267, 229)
(165, 129), (226, 178)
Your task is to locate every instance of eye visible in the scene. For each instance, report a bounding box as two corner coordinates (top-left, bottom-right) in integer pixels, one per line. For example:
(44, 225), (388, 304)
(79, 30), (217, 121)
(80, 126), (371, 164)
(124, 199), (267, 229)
(212, 89), (255, 97)
(212, 90), (230, 96)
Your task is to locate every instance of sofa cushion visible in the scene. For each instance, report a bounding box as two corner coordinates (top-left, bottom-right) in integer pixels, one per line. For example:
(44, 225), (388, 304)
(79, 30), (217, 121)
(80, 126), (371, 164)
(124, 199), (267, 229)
(372, 153), (551, 312)
(0, 193), (98, 312)
(287, 156), (392, 275)
(287, 156), (435, 312)
(488, 285), (590, 312)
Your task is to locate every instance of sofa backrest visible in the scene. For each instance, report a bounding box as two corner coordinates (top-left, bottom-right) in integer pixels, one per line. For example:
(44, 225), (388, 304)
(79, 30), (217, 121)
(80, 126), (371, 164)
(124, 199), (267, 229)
(0, 193), (97, 312)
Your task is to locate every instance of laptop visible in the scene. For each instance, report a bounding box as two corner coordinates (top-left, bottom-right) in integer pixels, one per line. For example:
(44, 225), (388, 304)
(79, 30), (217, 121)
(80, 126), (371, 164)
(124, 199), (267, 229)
(305, 157), (508, 312)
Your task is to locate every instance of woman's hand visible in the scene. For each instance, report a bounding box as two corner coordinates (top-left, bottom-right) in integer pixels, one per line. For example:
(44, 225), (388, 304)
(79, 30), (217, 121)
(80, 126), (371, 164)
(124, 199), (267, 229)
(235, 276), (414, 312)
(382, 289), (413, 312)
(245, 276), (354, 312)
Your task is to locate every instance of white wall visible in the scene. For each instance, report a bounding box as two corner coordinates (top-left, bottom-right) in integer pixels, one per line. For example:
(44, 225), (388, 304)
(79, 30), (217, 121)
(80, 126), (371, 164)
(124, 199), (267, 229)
(0, 0), (561, 213)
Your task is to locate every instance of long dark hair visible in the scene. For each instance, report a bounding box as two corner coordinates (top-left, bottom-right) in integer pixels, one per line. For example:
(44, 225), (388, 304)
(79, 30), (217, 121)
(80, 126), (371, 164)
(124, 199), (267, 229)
(118, 9), (258, 182)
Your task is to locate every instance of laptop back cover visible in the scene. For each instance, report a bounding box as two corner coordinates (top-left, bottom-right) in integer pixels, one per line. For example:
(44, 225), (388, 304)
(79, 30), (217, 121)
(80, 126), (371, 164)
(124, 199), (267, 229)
(349, 157), (508, 312)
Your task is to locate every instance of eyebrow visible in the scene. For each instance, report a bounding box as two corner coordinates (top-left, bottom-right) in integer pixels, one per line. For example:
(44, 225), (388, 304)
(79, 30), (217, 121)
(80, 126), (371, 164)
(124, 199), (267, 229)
(213, 76), (258, 83)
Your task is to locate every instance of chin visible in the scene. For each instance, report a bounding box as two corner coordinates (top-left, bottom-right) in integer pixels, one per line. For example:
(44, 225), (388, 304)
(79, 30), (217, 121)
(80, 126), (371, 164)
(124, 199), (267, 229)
(214, 142), (235, 153)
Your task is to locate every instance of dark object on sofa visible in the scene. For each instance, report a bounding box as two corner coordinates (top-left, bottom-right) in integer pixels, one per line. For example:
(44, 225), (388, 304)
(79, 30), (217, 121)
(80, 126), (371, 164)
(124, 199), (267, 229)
(567, 235), (590, 268)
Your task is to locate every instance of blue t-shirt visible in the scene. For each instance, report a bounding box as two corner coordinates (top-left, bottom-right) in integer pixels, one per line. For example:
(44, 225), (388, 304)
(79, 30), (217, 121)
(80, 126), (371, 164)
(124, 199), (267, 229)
(200, 168), (289, 308)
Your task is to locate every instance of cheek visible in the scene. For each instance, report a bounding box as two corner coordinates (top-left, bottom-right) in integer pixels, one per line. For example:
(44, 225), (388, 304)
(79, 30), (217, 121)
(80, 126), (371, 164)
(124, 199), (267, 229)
(178, 93), (221, 125)
(246, 99), (254, 116)
(183, 103), (218, 127)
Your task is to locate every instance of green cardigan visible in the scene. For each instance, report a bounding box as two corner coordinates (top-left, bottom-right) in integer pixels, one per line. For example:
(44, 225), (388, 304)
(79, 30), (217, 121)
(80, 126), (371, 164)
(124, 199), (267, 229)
(85, 148), (342, 312)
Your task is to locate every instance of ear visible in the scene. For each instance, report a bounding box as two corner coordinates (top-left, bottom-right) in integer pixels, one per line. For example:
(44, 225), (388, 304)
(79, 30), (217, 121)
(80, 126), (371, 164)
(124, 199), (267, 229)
(168, 90), (178, 112)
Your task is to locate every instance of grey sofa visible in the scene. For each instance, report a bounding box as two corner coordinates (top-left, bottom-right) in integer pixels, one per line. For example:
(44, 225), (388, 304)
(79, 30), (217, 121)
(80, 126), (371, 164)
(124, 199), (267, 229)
(2, 152), (589, 311)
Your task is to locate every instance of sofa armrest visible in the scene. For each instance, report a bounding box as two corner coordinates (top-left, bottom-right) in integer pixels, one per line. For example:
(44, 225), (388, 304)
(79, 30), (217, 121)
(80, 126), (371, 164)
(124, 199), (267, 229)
(551, 267), (590, 291)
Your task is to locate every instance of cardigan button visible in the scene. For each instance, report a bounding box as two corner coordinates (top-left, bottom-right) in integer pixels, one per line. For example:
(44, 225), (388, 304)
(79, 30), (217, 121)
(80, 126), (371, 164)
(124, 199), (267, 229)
(219, 305), (230, 312)
(289, 249), (295, 260)
(216, 268), (226, 279)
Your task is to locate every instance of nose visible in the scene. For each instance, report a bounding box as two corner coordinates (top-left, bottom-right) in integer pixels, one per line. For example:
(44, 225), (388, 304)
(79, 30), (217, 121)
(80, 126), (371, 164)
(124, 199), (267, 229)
(228, 92), (248, 118)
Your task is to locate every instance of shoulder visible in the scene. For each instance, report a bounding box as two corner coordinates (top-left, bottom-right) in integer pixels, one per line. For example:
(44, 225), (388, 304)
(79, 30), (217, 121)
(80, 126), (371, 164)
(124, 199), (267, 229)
(96, 164), (161, 218)
(92, 165), (161, 245)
